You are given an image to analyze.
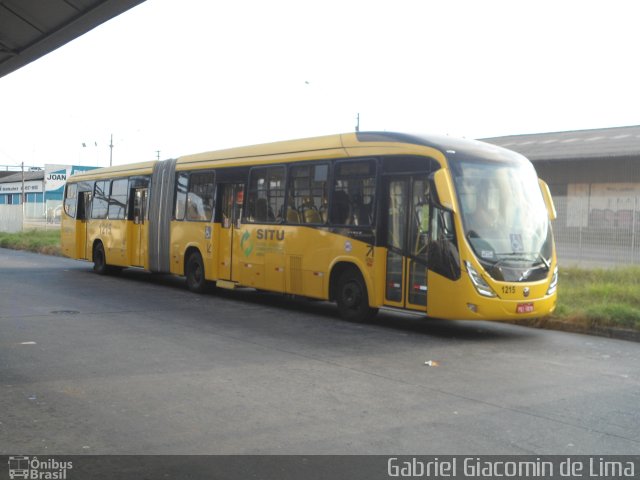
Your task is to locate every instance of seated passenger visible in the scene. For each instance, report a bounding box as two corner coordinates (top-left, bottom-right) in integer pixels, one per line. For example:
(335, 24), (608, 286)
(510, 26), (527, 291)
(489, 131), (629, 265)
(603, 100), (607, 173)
(330, 190), (351, 224)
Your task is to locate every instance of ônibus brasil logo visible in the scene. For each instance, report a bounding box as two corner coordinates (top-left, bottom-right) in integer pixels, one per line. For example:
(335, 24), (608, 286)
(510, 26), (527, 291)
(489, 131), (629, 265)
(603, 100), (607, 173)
(8, 456), (72, 479)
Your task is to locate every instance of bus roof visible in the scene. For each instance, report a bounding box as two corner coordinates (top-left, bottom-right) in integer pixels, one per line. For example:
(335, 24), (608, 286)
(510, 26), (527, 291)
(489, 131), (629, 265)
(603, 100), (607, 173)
(178, 133), (347, 164)
(179, 131), (524, 165)
(67, 131), (524, 181)
(68, 160), (156, 181)
(352, 132), (526, 163)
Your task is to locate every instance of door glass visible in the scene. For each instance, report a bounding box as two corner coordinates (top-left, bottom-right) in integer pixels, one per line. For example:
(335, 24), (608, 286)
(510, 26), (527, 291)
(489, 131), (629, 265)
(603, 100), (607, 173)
(385, 179), (408, 303)
(387, 180), (408, 250)
(233, 184), (244, 228)
(407, 260), (427, 306)
(175, 173), (188, 220)
(408, 178), (430, 306)
(134, 190), (144, 224)
(220, 184), (245, 229)
(83, 192), (92, 220)
(221, 186), (234, 229)
(409, 178), (430, 261)
(77, 191), (88, 220)
(386, 251), (403, 302)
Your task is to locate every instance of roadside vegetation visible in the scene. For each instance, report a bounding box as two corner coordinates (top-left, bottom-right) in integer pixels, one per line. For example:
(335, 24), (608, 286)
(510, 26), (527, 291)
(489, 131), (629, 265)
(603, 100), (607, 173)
(0, 230), (638, 332)
(0, 229), (61, 256)
(552, 267), (640, 331)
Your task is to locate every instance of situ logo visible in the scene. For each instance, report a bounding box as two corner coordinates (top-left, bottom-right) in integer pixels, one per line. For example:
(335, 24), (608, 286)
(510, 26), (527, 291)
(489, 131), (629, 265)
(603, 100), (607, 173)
(8, 456), (72, 479)
(240, 231), (254, 257)
(240, 229), (286, 257)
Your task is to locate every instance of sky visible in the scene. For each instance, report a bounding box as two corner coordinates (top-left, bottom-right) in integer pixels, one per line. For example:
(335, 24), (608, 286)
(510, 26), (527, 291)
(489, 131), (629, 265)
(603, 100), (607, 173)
(1, 0), (640, 169)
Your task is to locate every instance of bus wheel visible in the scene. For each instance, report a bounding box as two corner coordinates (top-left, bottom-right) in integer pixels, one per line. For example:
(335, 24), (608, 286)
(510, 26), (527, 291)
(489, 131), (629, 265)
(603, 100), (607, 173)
(93, 243), (108, 275)
(336, 269), (378, 322)
(186, 251), (206, 293)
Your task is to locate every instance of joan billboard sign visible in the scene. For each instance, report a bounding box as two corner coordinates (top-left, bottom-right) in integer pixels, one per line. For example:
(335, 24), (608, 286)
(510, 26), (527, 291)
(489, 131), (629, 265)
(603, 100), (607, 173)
(45, 164), (97, 193)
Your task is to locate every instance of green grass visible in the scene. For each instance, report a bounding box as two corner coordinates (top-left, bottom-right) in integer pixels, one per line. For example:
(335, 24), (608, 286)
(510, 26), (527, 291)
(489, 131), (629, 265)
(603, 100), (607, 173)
(0, 229), (61, 256)
(555, 266), (640, 330)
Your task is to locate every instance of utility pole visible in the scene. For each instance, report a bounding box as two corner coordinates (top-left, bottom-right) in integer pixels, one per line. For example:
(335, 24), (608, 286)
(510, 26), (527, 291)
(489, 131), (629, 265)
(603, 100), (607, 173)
(21, 161), (25, 231)
(156, 150), (160, 161)
(109, 134), (114, 167)
(355, 113), (360, 132)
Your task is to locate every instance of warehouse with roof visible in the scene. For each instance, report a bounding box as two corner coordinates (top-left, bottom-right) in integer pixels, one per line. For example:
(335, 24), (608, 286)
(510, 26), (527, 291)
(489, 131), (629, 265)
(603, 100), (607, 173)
(0, 164), (97, 220)
(483, 125), (640, 230)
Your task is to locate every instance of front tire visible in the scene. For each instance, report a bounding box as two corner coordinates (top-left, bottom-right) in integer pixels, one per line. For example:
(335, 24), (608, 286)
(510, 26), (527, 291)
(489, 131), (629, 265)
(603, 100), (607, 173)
(335, 269), (378, 322)
(186, 251), (206, 293)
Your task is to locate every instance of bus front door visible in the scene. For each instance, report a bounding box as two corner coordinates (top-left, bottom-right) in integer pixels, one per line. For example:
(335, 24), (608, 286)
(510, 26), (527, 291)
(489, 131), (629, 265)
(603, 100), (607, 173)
(130, 188), (148, 267)
(218, 183), (245, 281)
(384, 176), (430, 312)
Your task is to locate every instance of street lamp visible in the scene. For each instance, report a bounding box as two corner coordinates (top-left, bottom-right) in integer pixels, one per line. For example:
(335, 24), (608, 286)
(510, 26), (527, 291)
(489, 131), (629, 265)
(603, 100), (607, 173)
(81, 141), (99, 166)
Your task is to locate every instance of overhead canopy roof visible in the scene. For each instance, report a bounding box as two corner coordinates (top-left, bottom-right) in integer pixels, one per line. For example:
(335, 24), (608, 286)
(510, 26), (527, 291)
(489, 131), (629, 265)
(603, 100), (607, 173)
(481, 125), (640, 161)
(0, 170), (43, 183)
(0, 0), (145, 80)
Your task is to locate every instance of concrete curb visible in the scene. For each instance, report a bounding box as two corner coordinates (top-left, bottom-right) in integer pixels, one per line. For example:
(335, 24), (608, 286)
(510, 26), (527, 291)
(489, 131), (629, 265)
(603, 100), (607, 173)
(508, 317), (640, 343)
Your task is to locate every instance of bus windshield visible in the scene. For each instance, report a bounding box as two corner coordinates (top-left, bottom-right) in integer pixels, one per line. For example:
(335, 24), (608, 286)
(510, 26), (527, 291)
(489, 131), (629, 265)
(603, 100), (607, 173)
(451, 157), (553, 282)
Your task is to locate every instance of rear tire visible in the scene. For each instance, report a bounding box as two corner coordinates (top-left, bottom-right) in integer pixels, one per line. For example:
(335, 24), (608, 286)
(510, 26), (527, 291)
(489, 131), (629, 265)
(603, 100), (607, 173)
(186, 251), (206, 293)
(93, 243), (108, 275)
(335, 269), (378, 322)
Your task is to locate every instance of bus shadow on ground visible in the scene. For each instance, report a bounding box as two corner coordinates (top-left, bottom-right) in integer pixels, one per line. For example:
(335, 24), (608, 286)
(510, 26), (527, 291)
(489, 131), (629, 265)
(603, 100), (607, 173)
(86, 266), (535, 343)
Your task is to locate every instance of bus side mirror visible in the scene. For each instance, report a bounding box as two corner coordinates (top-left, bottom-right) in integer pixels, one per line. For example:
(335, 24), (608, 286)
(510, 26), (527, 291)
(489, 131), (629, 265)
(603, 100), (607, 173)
(538, 179), (557, 221)
(429, 169), (457, 213)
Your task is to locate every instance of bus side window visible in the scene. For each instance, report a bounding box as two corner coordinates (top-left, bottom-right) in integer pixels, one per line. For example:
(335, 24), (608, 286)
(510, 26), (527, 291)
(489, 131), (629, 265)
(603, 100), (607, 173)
(91, 180), (109, 219)
(288, 164), (328, 224)
(108, 178), (128, 220)
(63, 183), (77, 218)
(330, 160), (376, 226)
(186, 172), (215, 222)
(245, 167), (285, 224)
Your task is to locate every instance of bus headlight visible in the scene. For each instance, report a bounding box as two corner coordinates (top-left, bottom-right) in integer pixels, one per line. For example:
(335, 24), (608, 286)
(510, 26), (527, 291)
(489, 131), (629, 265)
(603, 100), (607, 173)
(547, 266), (558, 295)
(465, 261), (497, 297)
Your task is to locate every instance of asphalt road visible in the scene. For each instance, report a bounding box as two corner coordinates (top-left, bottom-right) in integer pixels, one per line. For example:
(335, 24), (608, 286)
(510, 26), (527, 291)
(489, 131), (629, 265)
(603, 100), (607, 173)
(1, 248), (639, 455)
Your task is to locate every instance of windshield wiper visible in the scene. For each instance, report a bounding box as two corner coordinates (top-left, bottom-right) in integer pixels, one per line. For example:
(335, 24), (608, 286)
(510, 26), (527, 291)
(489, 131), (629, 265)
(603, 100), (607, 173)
(494, 252), (550, 270)
(536, 253), (551, 271)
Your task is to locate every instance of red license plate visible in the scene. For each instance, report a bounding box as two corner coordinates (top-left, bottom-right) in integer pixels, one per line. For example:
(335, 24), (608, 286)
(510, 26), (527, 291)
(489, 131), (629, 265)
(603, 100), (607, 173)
(516, 303), (534, 314)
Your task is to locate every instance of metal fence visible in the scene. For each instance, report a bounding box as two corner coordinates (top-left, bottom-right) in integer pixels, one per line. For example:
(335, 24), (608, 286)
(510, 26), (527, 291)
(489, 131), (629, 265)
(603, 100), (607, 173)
(0, 205), (60, 233)
(553, 195), (640, 267)
(0, 205), (23, 233)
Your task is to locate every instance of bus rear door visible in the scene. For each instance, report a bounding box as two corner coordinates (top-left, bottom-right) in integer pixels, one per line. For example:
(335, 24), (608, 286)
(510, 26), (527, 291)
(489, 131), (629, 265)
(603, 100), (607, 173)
(77, 191), (92, 259)
(130, 187), (148, 267)
(384, 176), (430, 311)
(61, 188), (91, 260)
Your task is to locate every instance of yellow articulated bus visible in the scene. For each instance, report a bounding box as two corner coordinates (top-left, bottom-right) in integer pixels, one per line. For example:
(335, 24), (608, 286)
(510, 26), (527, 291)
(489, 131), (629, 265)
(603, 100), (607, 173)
(61, 132), (558, 322)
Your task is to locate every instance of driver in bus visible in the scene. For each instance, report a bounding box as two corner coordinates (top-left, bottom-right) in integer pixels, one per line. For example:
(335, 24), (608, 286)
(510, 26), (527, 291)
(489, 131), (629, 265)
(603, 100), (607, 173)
(468, 182), (497, 237)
